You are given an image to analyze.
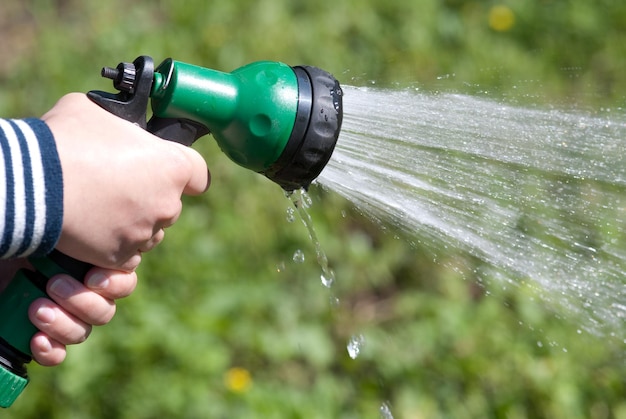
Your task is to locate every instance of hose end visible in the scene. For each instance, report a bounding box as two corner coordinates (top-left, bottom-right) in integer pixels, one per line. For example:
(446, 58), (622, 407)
(0, 364), (28, 408)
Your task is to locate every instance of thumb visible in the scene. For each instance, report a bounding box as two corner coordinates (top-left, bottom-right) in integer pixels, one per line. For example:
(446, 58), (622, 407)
(176, 144), (211, 195)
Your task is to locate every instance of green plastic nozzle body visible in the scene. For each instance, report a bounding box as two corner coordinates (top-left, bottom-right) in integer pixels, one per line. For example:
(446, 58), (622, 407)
(150, 59), (299, 173)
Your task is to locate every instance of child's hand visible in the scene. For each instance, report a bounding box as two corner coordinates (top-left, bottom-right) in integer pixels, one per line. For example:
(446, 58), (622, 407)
(42, 93), (210, 272)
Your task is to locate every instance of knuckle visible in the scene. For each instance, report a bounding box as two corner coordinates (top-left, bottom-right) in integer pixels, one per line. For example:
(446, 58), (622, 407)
(159, 200), (183, 224)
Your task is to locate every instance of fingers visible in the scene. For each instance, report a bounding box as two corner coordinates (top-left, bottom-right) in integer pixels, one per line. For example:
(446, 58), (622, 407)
(29, 268), (138, 366)
(30, 332), (69, 367)
(44, 274), (115, 326)
(28, 298), (92, 347)
(42, 269), (137, 326)
(83, 268), (138, 300)
(117, 254), (142, 273)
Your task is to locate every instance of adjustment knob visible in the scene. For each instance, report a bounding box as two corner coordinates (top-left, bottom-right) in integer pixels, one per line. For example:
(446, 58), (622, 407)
(101, 62), (136, 93)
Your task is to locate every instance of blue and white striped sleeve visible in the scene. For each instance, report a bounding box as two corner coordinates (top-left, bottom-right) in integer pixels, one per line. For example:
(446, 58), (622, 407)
(0, 118), (63, 259)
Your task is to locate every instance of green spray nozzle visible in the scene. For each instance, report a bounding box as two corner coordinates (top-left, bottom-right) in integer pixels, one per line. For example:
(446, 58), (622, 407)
(0, 55), (343, 408)
(96, 56), (343, 190)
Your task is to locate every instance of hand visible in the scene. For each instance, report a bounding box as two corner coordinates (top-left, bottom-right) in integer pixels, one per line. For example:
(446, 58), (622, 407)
(28, 267), (137, 366)
(42, 93), (210, 272)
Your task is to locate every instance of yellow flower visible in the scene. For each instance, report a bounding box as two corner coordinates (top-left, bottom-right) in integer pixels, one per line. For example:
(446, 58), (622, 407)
(488, 5), (515, 32)
(224, 367), (252, 393)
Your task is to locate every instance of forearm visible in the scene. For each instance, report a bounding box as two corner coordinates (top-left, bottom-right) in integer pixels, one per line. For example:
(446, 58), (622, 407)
(0, 118), (63, 259)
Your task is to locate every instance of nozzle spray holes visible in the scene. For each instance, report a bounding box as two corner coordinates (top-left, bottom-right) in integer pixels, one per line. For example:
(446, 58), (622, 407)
(331, 87), (343, 113)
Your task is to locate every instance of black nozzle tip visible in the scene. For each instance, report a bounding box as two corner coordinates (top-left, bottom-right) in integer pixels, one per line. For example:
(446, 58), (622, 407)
(264, 66), (343, 191)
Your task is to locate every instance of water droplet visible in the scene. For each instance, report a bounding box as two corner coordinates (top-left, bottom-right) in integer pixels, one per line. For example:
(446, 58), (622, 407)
(347, 334), (365, 359)
(276, 261), (286, 272)
(320, 269), (335, 288)
(301, 192), (313, 208)
(380, 401), (394, 419)
(286, 206), (296, 223)
(292, 249), (305, 264)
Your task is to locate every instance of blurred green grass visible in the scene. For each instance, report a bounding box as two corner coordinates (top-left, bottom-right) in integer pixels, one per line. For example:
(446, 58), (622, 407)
(1, 1), (625, 418)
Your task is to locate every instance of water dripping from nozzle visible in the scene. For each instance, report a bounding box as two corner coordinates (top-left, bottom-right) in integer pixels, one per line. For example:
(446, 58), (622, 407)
(379, 401), (394, 419)
(286, 189), (336, 289)
(347, 334), (365, 359)
(292, 249), (305, 264)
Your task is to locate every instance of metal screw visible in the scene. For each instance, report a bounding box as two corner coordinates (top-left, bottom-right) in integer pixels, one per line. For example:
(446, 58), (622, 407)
(101, 66), (119, 80)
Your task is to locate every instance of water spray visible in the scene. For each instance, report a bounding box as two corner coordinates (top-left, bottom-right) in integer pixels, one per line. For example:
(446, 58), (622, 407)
(0, 55), (343, 407)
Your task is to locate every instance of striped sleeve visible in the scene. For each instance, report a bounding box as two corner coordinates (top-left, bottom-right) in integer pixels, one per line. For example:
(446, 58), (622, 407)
(0, 118), (63, 258)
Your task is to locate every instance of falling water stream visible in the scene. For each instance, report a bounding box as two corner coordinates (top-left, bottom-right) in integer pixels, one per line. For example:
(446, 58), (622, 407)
(316, 85), (626, 342)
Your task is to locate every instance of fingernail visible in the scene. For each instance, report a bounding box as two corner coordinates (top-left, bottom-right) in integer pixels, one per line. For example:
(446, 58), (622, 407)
(49, 276), (76, 299)
(86, 272), (109, 290)
(33, 334), (52, 353)
(35, 306), (56, 324)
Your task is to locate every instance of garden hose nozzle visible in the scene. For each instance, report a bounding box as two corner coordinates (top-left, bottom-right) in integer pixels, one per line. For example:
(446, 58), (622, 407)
(94, 56), (344, 190)
(0, 55), (343, 408)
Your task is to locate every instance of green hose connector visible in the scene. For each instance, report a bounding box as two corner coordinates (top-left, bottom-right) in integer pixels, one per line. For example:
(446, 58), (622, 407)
(0, 366), (28, 409)
(0, 270), (46, 407)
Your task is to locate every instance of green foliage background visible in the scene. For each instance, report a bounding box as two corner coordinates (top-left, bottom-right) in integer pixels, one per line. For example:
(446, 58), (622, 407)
(1, 0), (625, 417)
